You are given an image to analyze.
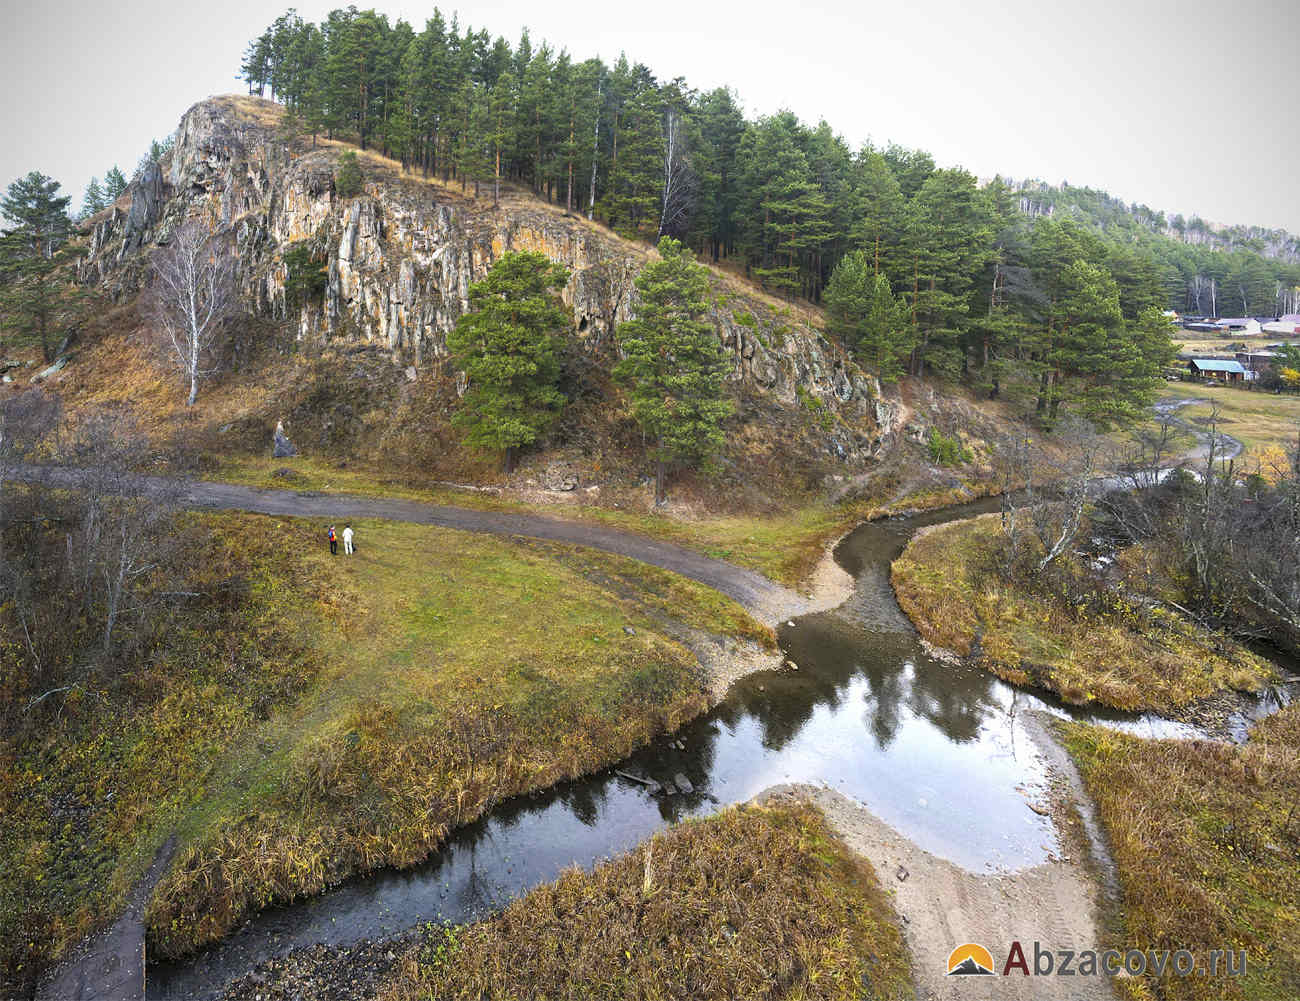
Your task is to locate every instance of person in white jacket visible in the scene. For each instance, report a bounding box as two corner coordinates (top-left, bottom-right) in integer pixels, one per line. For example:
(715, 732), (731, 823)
(342, 524), (355, 555)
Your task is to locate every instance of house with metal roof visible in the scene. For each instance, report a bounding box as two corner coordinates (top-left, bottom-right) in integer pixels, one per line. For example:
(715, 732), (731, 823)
(1188, 358), (1248, 383)
(1236, 350), (1278, 376)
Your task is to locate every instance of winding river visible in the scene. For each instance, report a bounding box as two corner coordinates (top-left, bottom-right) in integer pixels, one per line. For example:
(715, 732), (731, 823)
(151, 499), (1292, 999)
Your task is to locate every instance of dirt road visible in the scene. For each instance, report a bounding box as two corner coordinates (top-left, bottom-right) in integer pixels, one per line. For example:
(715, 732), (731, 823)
(17, 466), (843, 627)
(1154, 396), (1244, 461)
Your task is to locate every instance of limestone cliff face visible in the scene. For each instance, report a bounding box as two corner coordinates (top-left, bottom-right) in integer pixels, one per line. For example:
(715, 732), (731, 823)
(79, 96), (903, 463)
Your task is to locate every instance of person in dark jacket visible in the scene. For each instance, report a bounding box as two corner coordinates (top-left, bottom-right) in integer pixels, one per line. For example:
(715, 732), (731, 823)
(328, 525), (337, 555)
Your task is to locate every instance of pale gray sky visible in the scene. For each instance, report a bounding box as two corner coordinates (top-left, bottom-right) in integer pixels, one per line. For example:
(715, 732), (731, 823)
(2, 0), (1298, 231)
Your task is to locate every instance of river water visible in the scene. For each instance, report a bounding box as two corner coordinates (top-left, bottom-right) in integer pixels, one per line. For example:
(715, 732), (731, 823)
(152, 500), (1282, 999)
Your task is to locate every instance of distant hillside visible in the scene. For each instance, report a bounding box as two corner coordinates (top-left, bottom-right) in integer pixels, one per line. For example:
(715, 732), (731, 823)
(1011, 179), (1300, 264)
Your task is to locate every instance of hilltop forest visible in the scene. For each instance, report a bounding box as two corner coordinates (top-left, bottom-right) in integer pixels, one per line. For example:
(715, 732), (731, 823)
(228, 8), (1300, 422)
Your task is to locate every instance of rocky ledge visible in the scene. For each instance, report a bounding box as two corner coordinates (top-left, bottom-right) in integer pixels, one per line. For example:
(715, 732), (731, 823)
(77, 96), (905, 466)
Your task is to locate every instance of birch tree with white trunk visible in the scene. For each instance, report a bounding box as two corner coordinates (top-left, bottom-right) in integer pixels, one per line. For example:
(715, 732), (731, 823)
(151, 220), (236, 406)
(658, 104), (695, 238)
(587, 76), (602, 221)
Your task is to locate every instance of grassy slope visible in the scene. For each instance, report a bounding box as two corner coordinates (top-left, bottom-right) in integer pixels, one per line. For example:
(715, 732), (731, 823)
(1, 508), (769, 974)
(210, 452), (987, 591)
(0, 513), (322, 979)
(890, 513), (1273, 713)
(147, 514), (770, 957)
(1157, 384), (1300, 460)
(1063, 708), (1300, 1001)
(387, 799), (914, 1001)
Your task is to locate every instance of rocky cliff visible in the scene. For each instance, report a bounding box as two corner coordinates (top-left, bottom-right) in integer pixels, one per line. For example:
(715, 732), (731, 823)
(79, 96), (902, 466)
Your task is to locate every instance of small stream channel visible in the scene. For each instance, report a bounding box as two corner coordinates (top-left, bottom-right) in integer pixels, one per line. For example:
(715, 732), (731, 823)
(152, 499), (1293, 999)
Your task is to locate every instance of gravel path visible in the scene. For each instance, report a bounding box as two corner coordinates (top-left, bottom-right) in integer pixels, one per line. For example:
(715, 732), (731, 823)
(34, 839), (175, 1001)
(1153, 396), (1244, 461)
(18, 467), (823, 627)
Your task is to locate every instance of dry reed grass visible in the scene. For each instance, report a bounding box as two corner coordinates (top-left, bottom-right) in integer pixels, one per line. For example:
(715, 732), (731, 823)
(1064, 708), (1300, 1000)
(385, 799), (914, 1001)
(890, 514), (1274, 712)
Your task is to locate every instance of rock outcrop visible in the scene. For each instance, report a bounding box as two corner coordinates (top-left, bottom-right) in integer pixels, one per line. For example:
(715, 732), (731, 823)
(79, 96), (905, 466)
(272, 420), (297, 458)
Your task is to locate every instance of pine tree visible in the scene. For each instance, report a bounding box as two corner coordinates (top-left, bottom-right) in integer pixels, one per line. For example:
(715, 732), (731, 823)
(81, 177), (107, 219)
(446, 251), (570, 472)
(2, 171), (71, 258)
(1048, 264), (1175, 425)
(1, 172), (79, 362)
(824, 251), (912, 381)
(104, 166), (128, 200)
(241, 31), (273, 95)
(602, 87), (661, 238)
(614, 237), (733, 504)
(487, 70), (517, 207)
(334, 151), (363, 198)
(690, 87), (745, 262)
(850, 148), (904, 279)
(459, 81), (493, 197)
(735, 115), (830, 298)
(902, 168), (994, 376)
(517, 44), (554, 194)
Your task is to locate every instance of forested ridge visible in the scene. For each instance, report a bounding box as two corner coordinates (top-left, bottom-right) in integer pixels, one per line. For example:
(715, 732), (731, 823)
(236, 7), (1299, 364)
(1016, 180), (1300, 270)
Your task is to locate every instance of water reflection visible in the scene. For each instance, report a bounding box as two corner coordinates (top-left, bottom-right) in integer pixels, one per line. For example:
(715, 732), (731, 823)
(152, 500), (1240, 999)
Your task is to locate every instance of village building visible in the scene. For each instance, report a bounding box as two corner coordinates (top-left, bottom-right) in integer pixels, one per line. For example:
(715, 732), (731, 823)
(1263, 316), (1300, 336)
(1236, 350), (1278, 377)
(1215, 317), (1262, 334)
(1188, 358), (1248, 383)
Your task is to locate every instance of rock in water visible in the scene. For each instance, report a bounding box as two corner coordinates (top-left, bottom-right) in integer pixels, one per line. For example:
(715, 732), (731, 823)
(673, 773), (694, 795)
(273, 420), (298, 458)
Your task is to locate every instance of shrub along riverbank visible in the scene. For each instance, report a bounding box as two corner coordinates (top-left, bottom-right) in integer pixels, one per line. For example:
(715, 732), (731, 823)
(1063, 707), (1300, 1001)
(890, 513), (1274, 716)
(386, 797), (914, 1001)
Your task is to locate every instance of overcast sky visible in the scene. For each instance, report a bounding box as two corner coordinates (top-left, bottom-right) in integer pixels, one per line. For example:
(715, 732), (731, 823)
(2, 0), (1297, 230)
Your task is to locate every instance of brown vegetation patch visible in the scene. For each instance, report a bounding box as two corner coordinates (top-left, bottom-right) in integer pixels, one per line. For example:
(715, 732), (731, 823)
(385, 799), (913, 1001)
(1064, 709), (1300, 1000)
(890, 514), (1274, 713)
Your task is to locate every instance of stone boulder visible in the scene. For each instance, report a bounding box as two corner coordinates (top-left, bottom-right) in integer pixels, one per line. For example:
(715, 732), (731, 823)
(542, 461), (579, 491)
(273, 420), (298, 458)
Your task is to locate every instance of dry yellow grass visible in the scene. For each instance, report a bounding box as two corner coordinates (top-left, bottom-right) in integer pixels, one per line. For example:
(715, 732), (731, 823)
(1155, 385), (1300, 461)
(386, 799), (914, 1001)
(1064, 708), (1300, 1000)
(890, 514), (1274, 712)
(146, 515), (771, 957)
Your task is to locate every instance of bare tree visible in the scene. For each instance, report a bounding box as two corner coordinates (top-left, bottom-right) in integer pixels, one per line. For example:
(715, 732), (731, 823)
(997, 417), (1108, 575)
(1098, 405), (1183, 542)
(1, 408), (184, 721)
(658, 103), (696, 239)
(1240, 432), (1300, 642)
(63, 414), (183, 655)
(151, 219), (237, 406)
(0, 390), (62, 684)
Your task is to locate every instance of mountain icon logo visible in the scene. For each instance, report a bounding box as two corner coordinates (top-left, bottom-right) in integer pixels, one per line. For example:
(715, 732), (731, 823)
(947, 943), (995, 976)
